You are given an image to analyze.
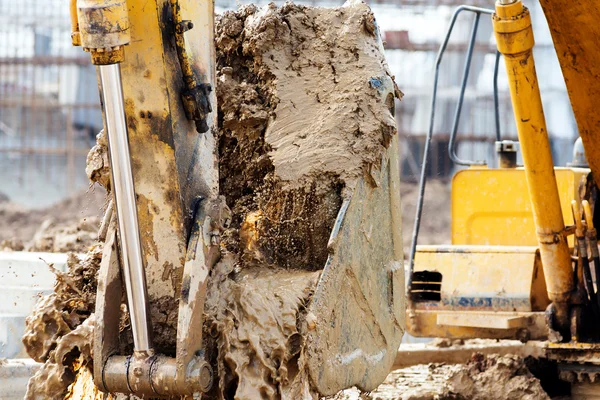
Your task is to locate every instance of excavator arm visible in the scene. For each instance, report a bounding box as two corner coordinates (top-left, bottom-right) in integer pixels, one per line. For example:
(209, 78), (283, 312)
(69, 0), (405, 397)
(408, 0), (600, 395)
(539, 1), (600, 182)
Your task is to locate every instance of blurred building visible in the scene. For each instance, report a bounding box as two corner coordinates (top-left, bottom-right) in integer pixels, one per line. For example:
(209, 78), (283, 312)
(0, 0), (101, 207)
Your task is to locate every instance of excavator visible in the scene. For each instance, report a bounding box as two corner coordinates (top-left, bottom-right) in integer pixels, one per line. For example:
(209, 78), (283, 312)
(68, 0), (600, 398)
(407, 0), (600, 399)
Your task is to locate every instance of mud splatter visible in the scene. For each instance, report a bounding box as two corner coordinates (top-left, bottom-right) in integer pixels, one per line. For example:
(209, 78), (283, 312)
(215, 0), (399, 271)
(204, 256), (321, 399)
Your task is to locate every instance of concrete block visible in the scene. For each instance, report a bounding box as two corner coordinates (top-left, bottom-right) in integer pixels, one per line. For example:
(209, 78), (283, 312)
(0, 252), (69, 358)
(0, 358), (42, 400)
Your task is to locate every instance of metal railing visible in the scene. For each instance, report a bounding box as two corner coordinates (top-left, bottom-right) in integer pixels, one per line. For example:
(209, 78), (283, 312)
(407, 4), (497, 300)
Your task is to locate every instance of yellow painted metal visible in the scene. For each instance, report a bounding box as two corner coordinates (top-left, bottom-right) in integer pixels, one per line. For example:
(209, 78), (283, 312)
(584, 200), (595, 230)
(169, 0), (213, 132)
(547, 342), (600, 364)
(408, 310), (548, 340)
(493, 0), (574, 326)
(436, 313), (528, 330)
(451, 167), (589, 247)
(70, 0), (81, 46)
(80, 0), (218, 332)
(76, 0), (131, 64)
(117, 0), (217, 313)
(409, 246), (550, 339)
(572, 200), (585, 238)
(413, 245), (549, 312)
(538, 1), (600, 182)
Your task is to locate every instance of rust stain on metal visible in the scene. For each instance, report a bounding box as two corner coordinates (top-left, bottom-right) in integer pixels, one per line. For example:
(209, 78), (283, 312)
(161, 260), (182, 294)
(136, 193), (159, 261)
(124, 97), (138, 132)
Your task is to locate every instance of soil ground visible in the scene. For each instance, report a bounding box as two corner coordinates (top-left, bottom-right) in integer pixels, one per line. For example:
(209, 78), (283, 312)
(0, 185), (107, 251)
(333, 352), (563, 400)
(400, 179), (451, 255)
(0, 178), (448, 256)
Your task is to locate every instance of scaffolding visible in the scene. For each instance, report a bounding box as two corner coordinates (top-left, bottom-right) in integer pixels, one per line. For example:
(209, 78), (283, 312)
(0, 0), (102, 207)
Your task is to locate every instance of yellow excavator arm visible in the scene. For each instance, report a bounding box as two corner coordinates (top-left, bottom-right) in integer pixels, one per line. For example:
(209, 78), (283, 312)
(69, 0), (405, 397)
(540, 1), (600, 181)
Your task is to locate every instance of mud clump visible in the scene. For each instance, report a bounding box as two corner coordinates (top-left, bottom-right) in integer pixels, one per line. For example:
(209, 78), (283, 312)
(334, 354), (551, 400)
(22, 249), (101, 400)
(205, 257), (321, 399)
(208, 1), (400, 398)
(25, 317), (95, 400)
(215, 0), (400, 270)
(444, 353), (550, 400)
(27, 217), (101, 253)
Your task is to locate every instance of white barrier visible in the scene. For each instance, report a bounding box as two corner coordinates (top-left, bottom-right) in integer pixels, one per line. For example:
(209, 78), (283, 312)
(0, 358), (42, 399)
(0, 252), (69, 358)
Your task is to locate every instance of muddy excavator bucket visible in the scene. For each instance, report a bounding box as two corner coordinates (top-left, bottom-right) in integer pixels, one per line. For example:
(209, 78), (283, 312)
(64, 0), (406, 397)
(304, 135), (405, 395)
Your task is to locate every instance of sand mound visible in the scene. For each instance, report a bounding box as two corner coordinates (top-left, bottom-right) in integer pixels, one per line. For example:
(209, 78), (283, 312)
(0, 187), (107, 252)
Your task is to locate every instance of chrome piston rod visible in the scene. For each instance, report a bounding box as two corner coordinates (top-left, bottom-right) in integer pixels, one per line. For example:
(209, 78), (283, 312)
(99, 63), (152, 353)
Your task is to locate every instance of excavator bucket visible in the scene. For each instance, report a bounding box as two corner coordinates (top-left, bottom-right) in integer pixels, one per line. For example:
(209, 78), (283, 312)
(62, 0), (407, 398)
(305, 134), (405, 395)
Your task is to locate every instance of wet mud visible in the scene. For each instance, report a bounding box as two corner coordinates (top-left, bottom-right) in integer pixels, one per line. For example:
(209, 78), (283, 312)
(208, 1), (399, 398)
(22, 249), (101, 400)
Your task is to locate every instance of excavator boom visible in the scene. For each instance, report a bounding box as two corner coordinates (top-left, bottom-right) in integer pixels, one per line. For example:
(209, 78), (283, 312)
(539, 1), (600, 180)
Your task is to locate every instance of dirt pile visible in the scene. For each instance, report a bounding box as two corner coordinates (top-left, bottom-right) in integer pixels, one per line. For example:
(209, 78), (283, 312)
(207, 1), (400, 398)
(445, 353), (551, 400)
(331, 363), (462, 400)
(334, 353), (551, 400)
(0, 187), (107, 253)
(0, 129), (108, 253)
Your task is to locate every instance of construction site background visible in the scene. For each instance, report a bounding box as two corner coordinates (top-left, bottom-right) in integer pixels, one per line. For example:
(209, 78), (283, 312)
(0, 0), (577, 208)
